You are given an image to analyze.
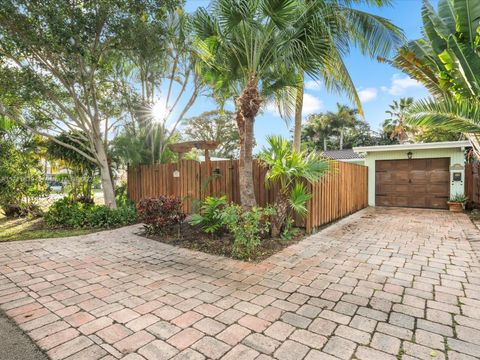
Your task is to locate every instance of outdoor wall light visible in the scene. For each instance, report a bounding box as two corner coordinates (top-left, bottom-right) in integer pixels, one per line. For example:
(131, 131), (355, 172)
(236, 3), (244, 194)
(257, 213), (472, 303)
(407, 151), (413, 159)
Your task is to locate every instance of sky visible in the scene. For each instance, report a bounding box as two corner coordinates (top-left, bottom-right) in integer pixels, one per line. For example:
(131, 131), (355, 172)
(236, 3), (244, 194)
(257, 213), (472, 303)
(179, 0), (436, 151)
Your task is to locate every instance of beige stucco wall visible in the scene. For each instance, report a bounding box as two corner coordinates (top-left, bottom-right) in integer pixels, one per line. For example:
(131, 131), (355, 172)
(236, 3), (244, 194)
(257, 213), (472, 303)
(363, 148), (465, 206)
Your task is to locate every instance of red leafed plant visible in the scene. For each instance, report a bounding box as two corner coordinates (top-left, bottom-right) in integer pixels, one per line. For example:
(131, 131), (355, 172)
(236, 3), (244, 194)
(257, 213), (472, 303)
(136, 196), (186, 235)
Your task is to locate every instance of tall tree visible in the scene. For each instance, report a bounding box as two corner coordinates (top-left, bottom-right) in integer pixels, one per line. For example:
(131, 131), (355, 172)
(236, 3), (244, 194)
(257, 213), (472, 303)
(193, 0), (395, 207)
(292, 0), (404, 152)
(182, 111), (240, 159)
(0, 1), (178, 208)
(389, 0), (480, 155)
(328, 103), (359, 149)
(116, 7), (203, 164)
(301, 113), (335, 151)
(382, 97), (415, 143)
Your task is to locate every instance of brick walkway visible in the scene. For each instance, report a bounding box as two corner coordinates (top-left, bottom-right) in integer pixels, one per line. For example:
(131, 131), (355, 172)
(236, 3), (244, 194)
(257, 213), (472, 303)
(1, 207), (480, 360)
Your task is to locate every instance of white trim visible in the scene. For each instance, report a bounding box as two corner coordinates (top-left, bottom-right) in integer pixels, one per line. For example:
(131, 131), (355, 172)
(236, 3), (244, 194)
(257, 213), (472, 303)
(353, 141), (470, 154)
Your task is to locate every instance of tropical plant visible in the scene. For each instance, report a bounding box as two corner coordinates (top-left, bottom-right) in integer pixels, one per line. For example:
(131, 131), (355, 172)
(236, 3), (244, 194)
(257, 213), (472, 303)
(116, 7), (203, 165)
(182, 111), (240, 159)
(301, 113), (335, 151)
(44, 197), (137, 229)
(389, 0), (480, 155)
(193, 0), (401, 207)
(189, 196), (228, 235)
(259, 135), (330, 237)
(46, 132), (98, 202)
(219, 204), (275, 259)
(136, 196), (186, 235)
(449, 193), (467, 203)
(0, 123), (47, 217)
(291, 0), (404, 152)
(382, 97), (415, 143)
(328, 104), (359, 149)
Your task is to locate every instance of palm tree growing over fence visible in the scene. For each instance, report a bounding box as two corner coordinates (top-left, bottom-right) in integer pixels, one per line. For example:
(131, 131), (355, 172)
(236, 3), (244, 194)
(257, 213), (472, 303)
(259, 135), (329, 237)
(193, 0), (401, 208)
(291, 0), (404, 152)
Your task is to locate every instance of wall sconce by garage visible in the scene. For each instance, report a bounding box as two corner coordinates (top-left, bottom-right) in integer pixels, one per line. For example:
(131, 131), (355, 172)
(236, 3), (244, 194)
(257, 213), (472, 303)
(407, 151), (413, 160)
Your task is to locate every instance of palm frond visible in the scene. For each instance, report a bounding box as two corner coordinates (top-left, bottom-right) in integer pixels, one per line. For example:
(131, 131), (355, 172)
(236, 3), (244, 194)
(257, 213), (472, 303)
(407, 97), (480, 133)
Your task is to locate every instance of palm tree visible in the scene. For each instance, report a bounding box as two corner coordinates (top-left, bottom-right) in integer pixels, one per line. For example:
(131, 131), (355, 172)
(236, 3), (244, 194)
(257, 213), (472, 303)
(390, 0), (480, 155)
(328, 103), (359, 149)
(193, 0), (401, 208)
(302, 113), (335, 151)
(292, 0), (404, 152)
(259, 135), (329, 237)
(382, 97), (414, 144)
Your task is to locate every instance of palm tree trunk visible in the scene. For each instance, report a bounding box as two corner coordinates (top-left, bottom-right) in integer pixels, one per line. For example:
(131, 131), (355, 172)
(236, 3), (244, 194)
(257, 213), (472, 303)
(323, 137), (327, 151)
(236, 74), (262, 209)
(293, 73), (304, 152)
(339, 128), (344, 150)
(271, 191), (289, 238)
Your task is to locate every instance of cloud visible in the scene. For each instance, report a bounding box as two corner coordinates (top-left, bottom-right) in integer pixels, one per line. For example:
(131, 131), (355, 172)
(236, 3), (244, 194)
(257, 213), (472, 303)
(382, 74), (422, 95)
(304, 80), (321, 91)
(302, 93), (323, 115)
(358, 88), (378, 103)
(264, 93), (323, 117)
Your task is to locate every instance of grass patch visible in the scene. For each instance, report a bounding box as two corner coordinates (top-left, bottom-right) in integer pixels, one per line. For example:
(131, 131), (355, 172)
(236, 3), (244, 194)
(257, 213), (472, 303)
(0, 216), (98, 242)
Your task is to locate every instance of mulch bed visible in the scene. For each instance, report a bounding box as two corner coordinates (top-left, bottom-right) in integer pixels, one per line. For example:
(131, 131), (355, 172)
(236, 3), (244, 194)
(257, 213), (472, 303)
(138, 222), (306, 261)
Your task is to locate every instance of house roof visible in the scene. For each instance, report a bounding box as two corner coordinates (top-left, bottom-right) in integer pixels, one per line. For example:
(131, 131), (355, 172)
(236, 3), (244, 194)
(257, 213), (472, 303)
(322, 149), (365, 160)
(353, 141), (471, 153)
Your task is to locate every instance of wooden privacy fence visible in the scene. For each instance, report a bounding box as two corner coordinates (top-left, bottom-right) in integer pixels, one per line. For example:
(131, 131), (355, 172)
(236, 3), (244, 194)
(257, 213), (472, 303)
(466, 163), (480, 206)
(127, 159), (368, 233)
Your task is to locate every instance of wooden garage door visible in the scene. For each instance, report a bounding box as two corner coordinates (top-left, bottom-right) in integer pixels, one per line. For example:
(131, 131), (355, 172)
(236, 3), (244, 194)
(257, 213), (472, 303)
(376, 158), (450, 209)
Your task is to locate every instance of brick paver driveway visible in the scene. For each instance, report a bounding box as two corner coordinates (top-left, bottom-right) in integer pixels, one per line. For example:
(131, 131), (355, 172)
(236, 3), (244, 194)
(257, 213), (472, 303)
(1, 207), (480, 360)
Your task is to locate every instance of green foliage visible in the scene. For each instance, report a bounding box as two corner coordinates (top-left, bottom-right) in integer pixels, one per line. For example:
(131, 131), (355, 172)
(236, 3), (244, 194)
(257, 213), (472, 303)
(44, 197), (138, 229)
(182, 111), (240, 159)
(450, 193), (468, 203)
(280, 217), (300, 241)
(136, 197), (186, 235)
(260, 135), (329, 236)
(47, 131), (98, 201)
(301, 107), (393, 151)
(219, 204), (275, 259)
(189, 196), (228, 235)
(391, 0), (480, 149)
(0, 128), (47, 217)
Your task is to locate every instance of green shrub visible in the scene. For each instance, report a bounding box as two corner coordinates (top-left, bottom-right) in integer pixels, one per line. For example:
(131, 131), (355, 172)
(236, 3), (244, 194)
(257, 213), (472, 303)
(44, 197), (138, 229)
(136, 196), (186, 235)
(220, 204), (275, 259)
(189, 196), (228, 235)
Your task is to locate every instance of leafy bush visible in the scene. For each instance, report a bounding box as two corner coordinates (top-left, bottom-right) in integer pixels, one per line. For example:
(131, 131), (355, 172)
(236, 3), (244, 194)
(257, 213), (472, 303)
(136, 196), (186, 235)
(44, 197), (138, 229)
(189, 196), (228, 235)
(220, 204), (275, 259)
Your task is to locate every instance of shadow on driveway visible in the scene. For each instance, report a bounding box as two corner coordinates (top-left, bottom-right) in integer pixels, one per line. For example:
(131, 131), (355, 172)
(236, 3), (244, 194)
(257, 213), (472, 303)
(0, 310), (48, 360)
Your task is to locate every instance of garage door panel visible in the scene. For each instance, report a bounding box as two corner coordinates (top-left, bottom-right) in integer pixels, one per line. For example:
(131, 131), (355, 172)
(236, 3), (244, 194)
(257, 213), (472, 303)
(429, 197), (449, 209)
(430, 171), (450, 183)
(375, 158), (450, 210)
(408, 196), (427, 208)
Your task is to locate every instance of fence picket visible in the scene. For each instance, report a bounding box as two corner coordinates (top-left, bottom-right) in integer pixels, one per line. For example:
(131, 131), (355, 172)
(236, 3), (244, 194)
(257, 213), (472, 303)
(127, 159), (368, 233)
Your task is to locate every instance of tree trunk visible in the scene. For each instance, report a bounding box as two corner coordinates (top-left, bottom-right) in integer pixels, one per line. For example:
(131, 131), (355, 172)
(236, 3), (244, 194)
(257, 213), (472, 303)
(339, 128), (344, 150)
(271, 191), (289, 238)
(323, 137), (327, 151)
(95, 138), (117, 209)
(236, 74), (262, 209)
(293, 73), (304, 152)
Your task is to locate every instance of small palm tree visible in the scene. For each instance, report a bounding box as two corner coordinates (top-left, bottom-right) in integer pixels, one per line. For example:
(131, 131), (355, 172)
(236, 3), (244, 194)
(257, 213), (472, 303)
(259, 135), (329, 237)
